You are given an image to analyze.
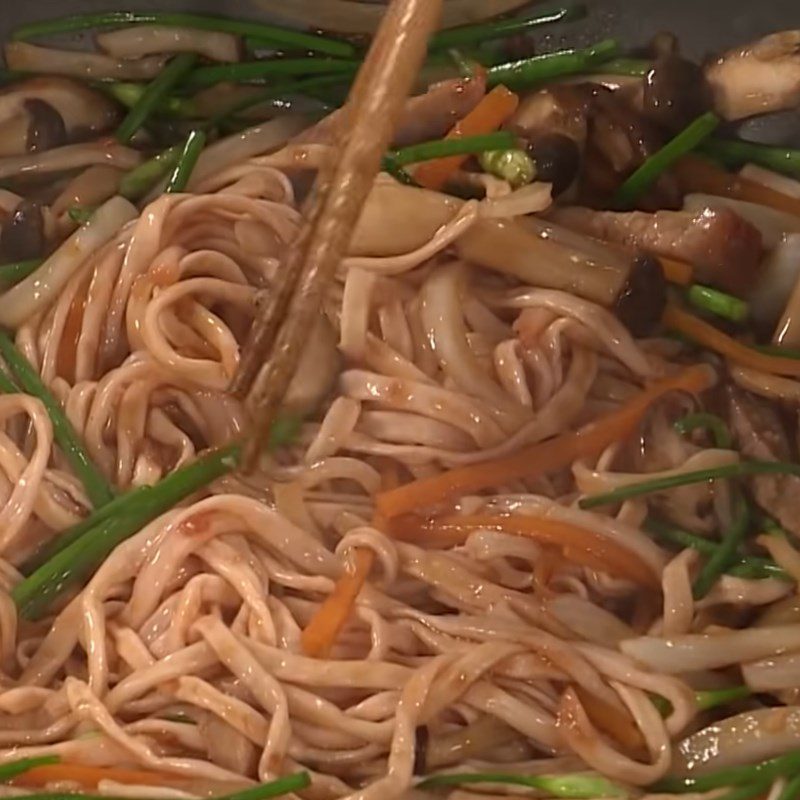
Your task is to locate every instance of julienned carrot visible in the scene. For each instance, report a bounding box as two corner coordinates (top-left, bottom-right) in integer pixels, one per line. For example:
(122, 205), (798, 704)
(301, 547), (374, 658)
(674, 155), (800, 219)
(414, 85), (519, 191)
(664, 304), (800, 377)
(389, 514), (659, 589)
(376, 365), (715, 519)
(14, 763), (173, 788)
(659, 256), (693, 286)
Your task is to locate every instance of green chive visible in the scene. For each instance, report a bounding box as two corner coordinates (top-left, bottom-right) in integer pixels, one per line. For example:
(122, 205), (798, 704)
(104, 82), (198, 119)
(585, 57), (651, 76)
(386, 131), (516, 168)
(696, 685), (752, 711)
(0, 756), (60, 781)
(0, 331), (114, 508)
(487, 39), (620, 90)
(778, 772), (800, 800)
(0, 258), (42, 289)
(116, 53), (198, 144)
(183, 59), (358, 91)
(165, 129), (206, 193)
(417, 772), (626, 798)
(701, 137), (800, 180)
(580, 460), (800, 510)
(119, 145), (182, 201)
(674, 412), (732, 449)
(67, 206), (96, 225)
(613, 111), (720, 208)
(429, 4), (587, 51)
(12, 12), (355, 58)
(687, 284), (749, 323)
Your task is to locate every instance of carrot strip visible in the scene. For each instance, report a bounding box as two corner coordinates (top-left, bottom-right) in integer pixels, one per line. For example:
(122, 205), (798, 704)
(301, 546), (374, 658)
(376, 365), (715, 518)
(664, 304), (800, 377)
(14, 764), (174, 789)
(675, 155), (800, 219)
(392, 513), (660, 589)
(659, 256), (693, 286)
(414, 85), (519, 191)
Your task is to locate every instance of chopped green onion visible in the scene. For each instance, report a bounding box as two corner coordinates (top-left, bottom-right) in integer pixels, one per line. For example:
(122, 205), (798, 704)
(386, 131), (516, 168)
(693, 491), (749, 598)
(755, 343), (800, 360)
(585, 57), (651, 76)
(719, 783), (777, 800)
(12, 11), (355, 58)
(13, 444), (240, 619)
(3, 772), (311, 800)
(116, 53), (197, 144)
(778, 772), (800, 800)
(0, 258), (42, 289)
(675, 412), (733, 449)
(165, 129), (206, 193)
(696, 685), (752, 711)
(479, 148), (536, 188)
(67, 206), (95, 225)
(183, 58), (358, 91)
(429, 4), (587, 50)
(487, 39), (620, 90)
(104, 82), (198, 119)
(644, 517), (786, 581)
(701, 137), (800, 180)
(0, 756), (60, 781)
(0, 331), (114, 508)
(417, 772), (626, 798)
(613, 111), (720, 208)
(655, 749), (800, 793)
(119, 145), (182, 201)
(579, 460), (800, 510)
(688, 284), (749, 323)
(381, 158), (418, 186)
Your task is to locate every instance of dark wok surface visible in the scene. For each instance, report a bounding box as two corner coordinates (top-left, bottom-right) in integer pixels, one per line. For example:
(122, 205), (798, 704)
(1, 0), (799, 143)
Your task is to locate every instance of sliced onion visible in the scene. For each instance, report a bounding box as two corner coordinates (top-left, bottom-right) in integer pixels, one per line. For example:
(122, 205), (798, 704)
(749, 234), (800, 331)
(5, 42), (166, 81)
(741, 164), (800, 198)
(683, 192), (800, 248)
(0, 141), (141, 181)
(97, 26), (241, 62)
(672, 706), (800, 775)
(0, 196), (138, 328)
(254, 0), (530, 33)
(743, 653), (800, 691)
(620, 625), (800, 673)
(187, 116), (310, 191)
(51, 165), (123, 218)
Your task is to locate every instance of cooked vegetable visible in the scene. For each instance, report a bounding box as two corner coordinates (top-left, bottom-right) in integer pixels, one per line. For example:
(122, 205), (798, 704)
(703, 137), (800, 179)
(386, 131), (515, 169)
(0, 331), (114, 508)
(105, 82), (197, 119)
(376, 365), (714, 517)
(478, 147), (536, 187)
(487, 39), (620, 90)
(119, 144), (181, 200)
(688, 284), (749, 322)
(527, 132), (581, 195)
(664, 304), (800, 376)
(96, 25), (241, 63)
(428, 4), (586, 50)
(0, 258), (41, 289)
(164, 129), (206, 193)
(613, 253), (667, 337)
(414, 86), (520, 191)
(612, 111), (720, 207)
(12, 11), (355, 58)
(417, 772), (626, 798)
(0, 757), (60, 782)
(675, 411), (733, 449)
(183, 58), (358, 91)
(642, 54), (712, 131)
(116, 53), (197, 143)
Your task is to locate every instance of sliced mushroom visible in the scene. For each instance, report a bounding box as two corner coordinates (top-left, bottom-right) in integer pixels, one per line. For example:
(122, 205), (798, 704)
(296, 73), (486, 148)
(0, 199), (45, 261)
(0, 99), (67, 158)
(550, 205), (764, 296)
(727, 386), (800, 536)
(96, 25), (241, 63)
(0, 77), (120, 140)
(706, 31), (800, 120)
(642, 54), (712, 131)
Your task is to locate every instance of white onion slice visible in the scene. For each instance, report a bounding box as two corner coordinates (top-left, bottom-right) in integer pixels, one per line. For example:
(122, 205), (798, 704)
(547, 594), (634, 645)
(620, 625), (800, 673)
(5, 42), (166, 81)
(751, 234), (800, 332)
(672, 706), (800, 775)
(741, 163), (800, 198)
(97, 26), (241, 62)
(0, 196), (138, 328)
(0, 141), (141, 181)
(743, 652), (800, 691)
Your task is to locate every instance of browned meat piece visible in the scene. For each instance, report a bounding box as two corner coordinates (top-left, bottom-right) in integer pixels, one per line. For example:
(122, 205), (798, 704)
(506, 84), (593, 147)
(706, 31), (800, 121)
(728, 387), (800, 536)
(295, 74), (485, 147)
(550, 205), (764, 296)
